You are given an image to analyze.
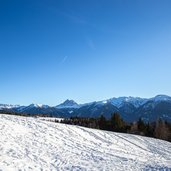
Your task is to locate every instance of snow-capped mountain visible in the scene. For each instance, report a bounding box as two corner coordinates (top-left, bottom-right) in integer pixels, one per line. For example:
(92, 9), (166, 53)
(106, 95), (171, 108)
(56, 99), (80, 109)
(108, 96), (148, 108)
(13, 104), (50, 113)
(0, 114), (171, 170)
(0, 104), (20, 110)
(26, 103), (49, 109)
(150, 95), (171, 103)
(1, 95), (171, 122)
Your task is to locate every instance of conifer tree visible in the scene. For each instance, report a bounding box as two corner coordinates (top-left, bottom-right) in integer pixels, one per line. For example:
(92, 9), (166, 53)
(98, 115), (107, 130)
(110, 113), (124, 132)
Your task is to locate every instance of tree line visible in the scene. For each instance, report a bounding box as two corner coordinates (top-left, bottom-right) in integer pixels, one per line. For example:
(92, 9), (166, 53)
(59, 113), (171, 142)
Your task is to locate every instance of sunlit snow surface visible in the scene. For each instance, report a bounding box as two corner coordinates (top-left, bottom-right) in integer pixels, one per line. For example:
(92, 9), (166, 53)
(0, 114), (171, 171)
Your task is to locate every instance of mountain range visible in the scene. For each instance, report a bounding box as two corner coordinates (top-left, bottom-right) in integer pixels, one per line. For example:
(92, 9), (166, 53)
(1, 95), (171, 122)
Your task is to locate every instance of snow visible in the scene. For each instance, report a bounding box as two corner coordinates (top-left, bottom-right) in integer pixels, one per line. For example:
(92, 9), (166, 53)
(56, 105), (79, 109)
(0, 104), (20, 109)
(28, 104), (49, 108)
(1, 95), (171, 112)
(56, 100), (80, 109)
(109, 97), (148, 108)
(151, 95), (171, 103)
(0, 114), (171, 170)
(102, 100), (107, 104)
(37, 117), (64, 122)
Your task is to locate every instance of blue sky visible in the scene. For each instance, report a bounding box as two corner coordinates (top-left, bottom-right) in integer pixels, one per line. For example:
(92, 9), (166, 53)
(0, 0), (171, 105)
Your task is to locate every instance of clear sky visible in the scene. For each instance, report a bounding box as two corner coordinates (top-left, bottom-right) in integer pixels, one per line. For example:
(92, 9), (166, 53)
(0, 0), (171, 105)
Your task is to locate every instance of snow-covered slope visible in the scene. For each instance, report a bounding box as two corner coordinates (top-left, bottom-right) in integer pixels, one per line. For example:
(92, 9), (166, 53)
(150, 95), (171, 103)
(108, 96), (148, 108)
(0, 114), (171, 171)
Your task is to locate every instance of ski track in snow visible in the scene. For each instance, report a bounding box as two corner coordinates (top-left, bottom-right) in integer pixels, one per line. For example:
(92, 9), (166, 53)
(0, 114), (171, 171)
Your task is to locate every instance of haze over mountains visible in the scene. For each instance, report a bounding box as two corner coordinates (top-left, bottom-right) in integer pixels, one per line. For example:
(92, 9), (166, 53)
(1, 95), (171, 122)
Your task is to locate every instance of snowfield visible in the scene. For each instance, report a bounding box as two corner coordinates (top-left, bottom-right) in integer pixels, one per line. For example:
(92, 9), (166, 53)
(0, 114), (171, 171)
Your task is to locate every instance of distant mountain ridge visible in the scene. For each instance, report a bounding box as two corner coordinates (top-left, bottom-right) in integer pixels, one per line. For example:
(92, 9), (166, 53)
(1, 95), (171, 122)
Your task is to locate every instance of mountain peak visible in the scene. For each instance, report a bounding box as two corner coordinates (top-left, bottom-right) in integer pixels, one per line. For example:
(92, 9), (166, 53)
(28, 104), (49, 108)
(152, 95), (171, 102)
(56, 99), (79, 109)
(63, 99), (78, 105)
